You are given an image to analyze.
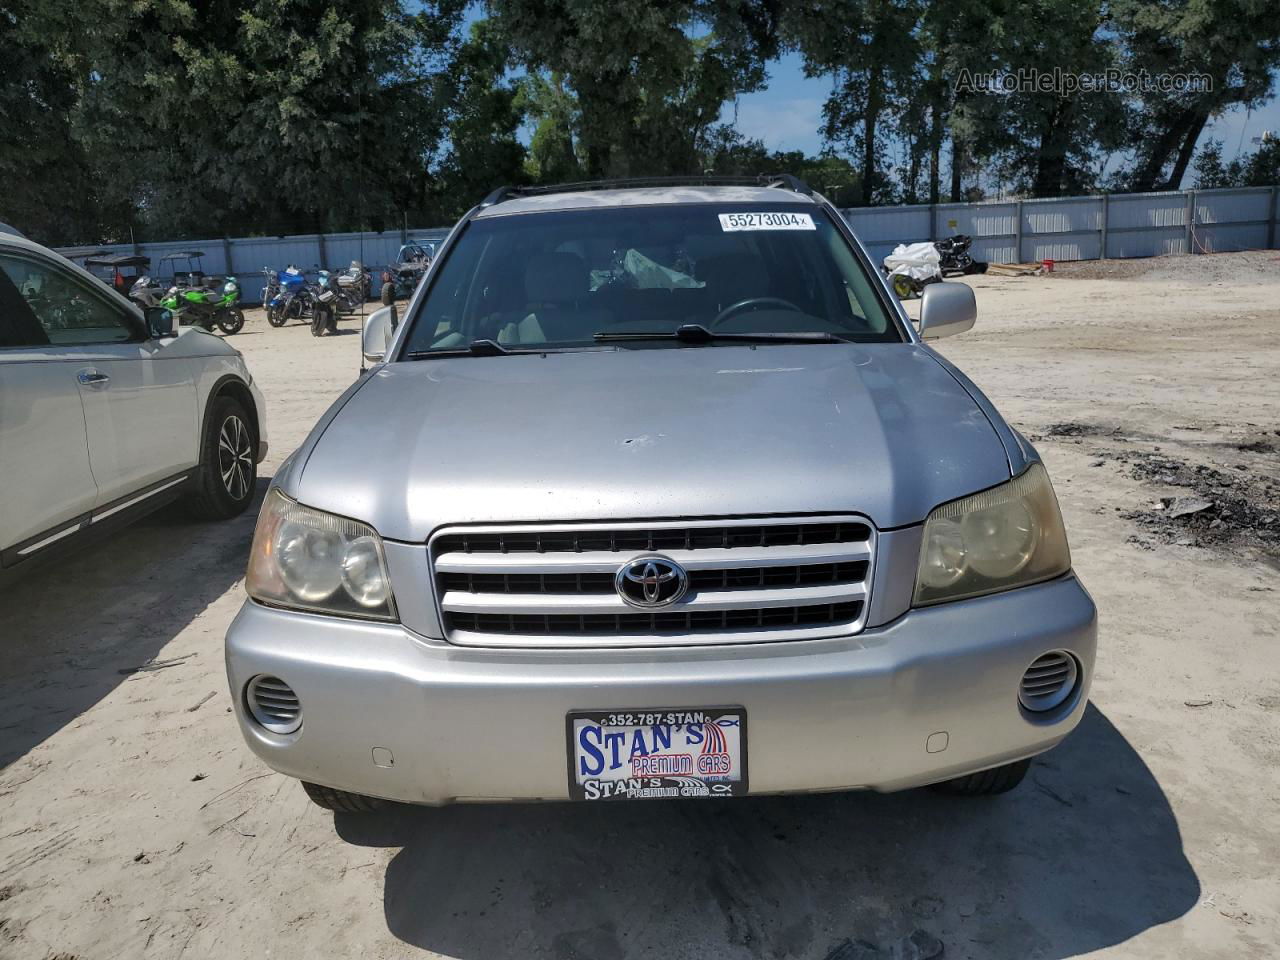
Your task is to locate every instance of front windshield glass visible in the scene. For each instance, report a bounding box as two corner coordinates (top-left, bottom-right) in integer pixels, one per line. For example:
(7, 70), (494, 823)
(401, 203), (900, 354)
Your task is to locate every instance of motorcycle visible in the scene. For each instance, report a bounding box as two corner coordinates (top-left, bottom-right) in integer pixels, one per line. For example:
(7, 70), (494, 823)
(934, 234), (986, 276)
(310, 289), (339, 337)
(160, 277), (244, 335)
(337, 261), (371, 304)
(260, 268), (280, 311)
(217, 276), (245, 333)
(882, 242), (943, 299)
(129, 274), (164, 310)
(266, 266), (311, 327)
(317, 269), (361, 315)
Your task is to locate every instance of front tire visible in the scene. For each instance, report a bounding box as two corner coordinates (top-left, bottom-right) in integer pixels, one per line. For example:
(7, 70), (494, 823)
(186, 397), (257, 520)
(217, 308), (245, 335)
(931, 758), (1031, 796)
(891, 274), (918, 300)
(302, 782), (387, 813)
(267, 303), (288, 327)
(311, 304), (335, 336)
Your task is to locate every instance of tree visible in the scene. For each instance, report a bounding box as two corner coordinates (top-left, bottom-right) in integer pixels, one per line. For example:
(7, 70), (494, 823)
(490, 0), (774, 178)
(8, 0), (467, 241)
(0, 1), (130, 242)
(1192, 136), (1280, 189)
(784, 0), (922, 205)
(424, 19), (528, 221)
(984, 0), (1129, 197)
(1114, 0), (1280, 191)
(517, 72), (586, 183)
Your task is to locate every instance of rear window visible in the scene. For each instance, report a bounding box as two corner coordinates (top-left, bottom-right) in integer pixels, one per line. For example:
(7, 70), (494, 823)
(401, 203), (900, 354)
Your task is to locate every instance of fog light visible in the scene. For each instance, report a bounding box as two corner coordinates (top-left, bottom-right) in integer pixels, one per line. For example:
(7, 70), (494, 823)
(246, 675), (302, 734)
(1018, 651), (1079, 713)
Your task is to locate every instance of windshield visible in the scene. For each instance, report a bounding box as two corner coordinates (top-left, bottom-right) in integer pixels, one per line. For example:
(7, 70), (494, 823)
(401, 203), (900, 355)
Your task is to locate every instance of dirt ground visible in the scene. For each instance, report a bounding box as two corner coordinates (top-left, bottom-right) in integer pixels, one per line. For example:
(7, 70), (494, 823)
(2, 252), (1278, 960)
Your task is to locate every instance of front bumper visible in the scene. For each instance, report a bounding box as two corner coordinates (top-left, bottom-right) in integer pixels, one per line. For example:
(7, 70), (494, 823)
(225, 574), (1096, 805)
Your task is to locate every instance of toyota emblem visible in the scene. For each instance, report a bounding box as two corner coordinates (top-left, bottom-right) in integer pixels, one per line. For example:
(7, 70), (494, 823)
(615, 555), (689, 608)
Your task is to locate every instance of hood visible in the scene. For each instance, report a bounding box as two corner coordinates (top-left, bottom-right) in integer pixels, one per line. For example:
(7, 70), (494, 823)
(294, 343), (1011, 540)
(165, 325), (242, 358)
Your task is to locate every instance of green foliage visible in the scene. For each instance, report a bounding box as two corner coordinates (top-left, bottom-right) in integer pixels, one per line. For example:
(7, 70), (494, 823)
(0, 1), (125, 241)
(1113, 0), (1280, 191)
(518, 73), (581, 183)
(1193, 137), (1280, 189)
(424, 19), (528, 222)
(1, 0), (1277, 246)
(487, 0), (774, 177)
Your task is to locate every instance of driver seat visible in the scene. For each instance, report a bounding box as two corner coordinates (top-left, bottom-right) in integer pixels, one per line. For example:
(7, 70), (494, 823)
(695, 252), (772, 315)
(497, 252), (605, 345)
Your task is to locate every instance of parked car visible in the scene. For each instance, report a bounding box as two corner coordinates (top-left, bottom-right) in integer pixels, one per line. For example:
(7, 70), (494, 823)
(226, 176), (1096, 814)
(380, 240), (434, 300)
(0, 232), (267, 582)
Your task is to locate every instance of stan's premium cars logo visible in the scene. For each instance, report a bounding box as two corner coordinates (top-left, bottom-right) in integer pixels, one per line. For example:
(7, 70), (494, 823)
(615, 556), (689, 608)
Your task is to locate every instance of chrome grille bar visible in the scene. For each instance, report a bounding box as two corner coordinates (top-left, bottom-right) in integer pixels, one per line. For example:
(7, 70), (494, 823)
(429, 516), (875, 648)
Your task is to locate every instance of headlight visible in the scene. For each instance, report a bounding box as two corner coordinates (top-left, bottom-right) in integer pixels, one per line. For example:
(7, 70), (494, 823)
(914, 462), (1070, 606)
(246, 489), (397, 620)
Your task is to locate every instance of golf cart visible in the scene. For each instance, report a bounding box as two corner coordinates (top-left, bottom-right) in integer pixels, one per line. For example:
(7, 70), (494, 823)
(57, 247), (110, 270)
(84, 253), (151, 297)
(130, 251), (208, 308)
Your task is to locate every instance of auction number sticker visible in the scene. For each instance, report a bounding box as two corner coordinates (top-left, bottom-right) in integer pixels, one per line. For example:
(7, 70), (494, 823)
(719, 212), (816, 231)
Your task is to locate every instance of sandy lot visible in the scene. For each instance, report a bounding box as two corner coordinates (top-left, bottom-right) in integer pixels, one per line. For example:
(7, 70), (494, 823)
(2, 253), (1278, 960)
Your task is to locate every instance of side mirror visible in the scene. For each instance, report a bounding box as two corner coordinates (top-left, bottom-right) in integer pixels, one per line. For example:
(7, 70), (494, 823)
(146, 307), (176, 338)
(918, 282), (976, 340)
(362, 305), (396, 363)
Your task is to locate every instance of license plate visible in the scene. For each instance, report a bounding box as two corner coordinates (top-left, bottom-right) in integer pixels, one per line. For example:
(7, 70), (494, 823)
(567, 707), (748, 801)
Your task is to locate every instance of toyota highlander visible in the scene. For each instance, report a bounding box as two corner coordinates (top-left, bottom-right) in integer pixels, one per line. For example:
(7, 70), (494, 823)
(225, 176), (1096, 812)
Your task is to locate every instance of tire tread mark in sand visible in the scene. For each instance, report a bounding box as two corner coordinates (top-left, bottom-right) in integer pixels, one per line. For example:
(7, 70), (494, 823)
(0, 829), (76, 879)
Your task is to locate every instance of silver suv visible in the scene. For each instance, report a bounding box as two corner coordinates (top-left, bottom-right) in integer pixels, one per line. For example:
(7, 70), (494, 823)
(226, 177), (1096, 812)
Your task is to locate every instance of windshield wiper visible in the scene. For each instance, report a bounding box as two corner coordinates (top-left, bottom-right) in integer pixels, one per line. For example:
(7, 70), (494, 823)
(404, 338), (514, 359)
(593, 323), (853, 345)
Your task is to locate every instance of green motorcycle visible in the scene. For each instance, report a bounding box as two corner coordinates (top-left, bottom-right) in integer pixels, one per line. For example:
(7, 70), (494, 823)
(160, 277), (245, 335)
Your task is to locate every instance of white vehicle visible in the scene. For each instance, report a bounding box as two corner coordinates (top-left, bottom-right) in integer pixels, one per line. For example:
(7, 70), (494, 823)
(0, 232), (267, 581)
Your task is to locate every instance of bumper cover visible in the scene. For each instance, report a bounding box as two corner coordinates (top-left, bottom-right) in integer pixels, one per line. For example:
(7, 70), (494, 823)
(225, 575), (1096, 805)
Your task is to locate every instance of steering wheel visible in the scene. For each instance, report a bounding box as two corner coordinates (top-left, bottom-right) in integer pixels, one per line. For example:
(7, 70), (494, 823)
(710, 296), (803, 328)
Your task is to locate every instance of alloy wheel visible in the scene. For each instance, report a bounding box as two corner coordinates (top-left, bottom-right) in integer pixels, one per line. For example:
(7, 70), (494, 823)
(218, 415), (253, 500)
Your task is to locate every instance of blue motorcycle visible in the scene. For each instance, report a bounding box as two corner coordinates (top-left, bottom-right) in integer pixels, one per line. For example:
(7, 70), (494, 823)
(266, 266), (311, 327)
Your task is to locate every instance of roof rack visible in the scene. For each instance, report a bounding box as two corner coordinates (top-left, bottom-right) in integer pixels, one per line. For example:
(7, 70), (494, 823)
(479, 174), (812, 208)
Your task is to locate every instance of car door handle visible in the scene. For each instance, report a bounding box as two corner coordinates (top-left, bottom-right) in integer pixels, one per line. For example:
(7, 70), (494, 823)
(77, 370), (110, 386)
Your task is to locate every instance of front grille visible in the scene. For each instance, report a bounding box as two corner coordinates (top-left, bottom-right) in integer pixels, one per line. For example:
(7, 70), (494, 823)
(440, 561), (869, 595)
(431, 517), (875, 648)
(450, 602), (864, 636)
(434, 521), (870, 556)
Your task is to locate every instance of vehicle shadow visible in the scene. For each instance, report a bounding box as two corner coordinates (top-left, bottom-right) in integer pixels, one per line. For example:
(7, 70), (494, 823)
(0, 479), (268, 770)
(337, 706), (1198, 959)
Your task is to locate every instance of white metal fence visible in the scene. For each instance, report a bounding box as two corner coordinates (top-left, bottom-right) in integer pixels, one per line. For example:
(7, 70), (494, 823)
(56, 229), (452, 303)
(843, 185), (1280, 266)
(55, 186), (1279, 301)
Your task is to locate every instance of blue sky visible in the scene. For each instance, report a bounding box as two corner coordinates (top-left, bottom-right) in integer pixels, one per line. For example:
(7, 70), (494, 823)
(725, 55), (1280, 188)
